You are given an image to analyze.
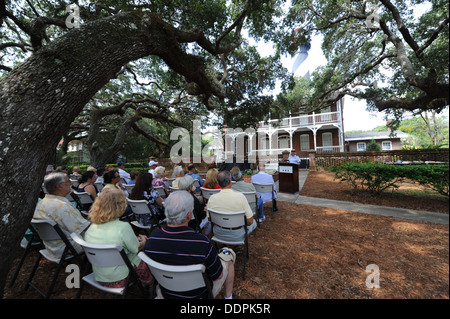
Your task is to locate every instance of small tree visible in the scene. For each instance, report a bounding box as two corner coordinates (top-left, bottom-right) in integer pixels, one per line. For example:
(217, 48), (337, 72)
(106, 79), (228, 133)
(367, 139), (381, 151)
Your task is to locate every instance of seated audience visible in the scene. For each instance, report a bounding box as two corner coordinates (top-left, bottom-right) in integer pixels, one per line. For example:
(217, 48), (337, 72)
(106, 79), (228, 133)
(171, 165), (185, 188)
(231, 167), (266, 222)
(33, 172), (90, 259)
(103, 169), (125, 192)
(96, 166), (105, 184)
(84, 188), (153, 289)
(129, 172), (165, 226)
(177, 175), (211, 235)
(207, 170), (257, 242)
(144, 191), (237, 299)
(71, 166), (81, 178)
(152, 166), (169, 198)
(186, 164), (204, 192)
(251, 163), (278, 212)
(128, 170), (140, 185)
(148, 160), (158, 177)
(76, 170), (98, 210)
(117, 162), (131, 184)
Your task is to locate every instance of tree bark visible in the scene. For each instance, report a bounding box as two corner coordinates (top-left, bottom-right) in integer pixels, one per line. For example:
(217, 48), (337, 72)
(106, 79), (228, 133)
(0, 10), (221, 297)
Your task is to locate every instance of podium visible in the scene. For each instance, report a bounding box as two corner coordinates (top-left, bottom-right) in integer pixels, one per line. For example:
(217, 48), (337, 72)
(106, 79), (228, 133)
(278, 163), (299, 193)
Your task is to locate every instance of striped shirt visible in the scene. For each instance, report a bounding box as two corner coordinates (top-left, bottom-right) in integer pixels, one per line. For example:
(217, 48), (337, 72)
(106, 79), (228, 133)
(143, 225), (223, 299)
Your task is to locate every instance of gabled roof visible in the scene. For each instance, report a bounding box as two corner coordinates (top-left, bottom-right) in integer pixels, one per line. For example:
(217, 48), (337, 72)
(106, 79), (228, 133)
(345, 130), (408, 141)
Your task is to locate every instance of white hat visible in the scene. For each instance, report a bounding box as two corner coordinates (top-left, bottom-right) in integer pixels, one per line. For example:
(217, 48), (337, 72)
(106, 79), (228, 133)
(149, 160), (158, 167)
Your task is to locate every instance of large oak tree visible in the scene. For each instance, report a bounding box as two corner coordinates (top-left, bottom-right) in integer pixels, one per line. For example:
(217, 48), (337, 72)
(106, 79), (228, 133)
(278, 0), (449, 121)
(0, 0), (287, 296)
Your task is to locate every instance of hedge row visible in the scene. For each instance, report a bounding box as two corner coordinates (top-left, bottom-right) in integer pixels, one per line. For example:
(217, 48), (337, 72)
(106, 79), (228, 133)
(329, 163), (449, 197)
(67, 162), (148, 173)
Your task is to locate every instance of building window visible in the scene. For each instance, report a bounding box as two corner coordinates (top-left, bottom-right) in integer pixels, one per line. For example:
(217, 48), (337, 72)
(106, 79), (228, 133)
(300, 134), (310, 151)
(357, 142), (366, 152)
(322, 132), (332, 147)
(382, 141), (392, 150)
(278, 135), (290, 150)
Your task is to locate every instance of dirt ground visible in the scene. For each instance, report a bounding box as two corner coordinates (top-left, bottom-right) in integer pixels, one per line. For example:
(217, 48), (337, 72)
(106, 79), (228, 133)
(3, 171), (449, 299)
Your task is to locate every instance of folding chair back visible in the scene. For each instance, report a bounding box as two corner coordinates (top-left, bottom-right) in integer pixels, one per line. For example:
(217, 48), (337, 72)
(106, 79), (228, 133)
(165, 178), (175, 187)
(193, 179), (200, 188)
(71, 233), (126, 268)
(73, 191), (94, 205)
(208, 209), (246, 231)
(71, 233), (147, 298)
(70, 179), (80, 188)
(153, 186), (167, 197)
(126, 198), (154, 233)
(124, 184), (135, 193)
(126, 198), (151, 215)
(242, 191), (257, 206)
(252, 182), (274, 198)
(31, 219), (65, 242)
(138, 252), (211, 295)
(94, 181), (104, 193)
(200, 187), (220, 200)
(169, 186), (180, 192)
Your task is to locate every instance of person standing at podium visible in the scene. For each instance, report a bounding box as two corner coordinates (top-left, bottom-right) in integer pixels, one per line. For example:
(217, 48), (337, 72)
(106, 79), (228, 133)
(288, 149), (301, 165)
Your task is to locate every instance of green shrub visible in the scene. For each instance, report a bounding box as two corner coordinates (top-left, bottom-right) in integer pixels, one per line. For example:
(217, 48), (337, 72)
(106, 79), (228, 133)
(329, 163), (449, 197)
(366, 139), (381, 151)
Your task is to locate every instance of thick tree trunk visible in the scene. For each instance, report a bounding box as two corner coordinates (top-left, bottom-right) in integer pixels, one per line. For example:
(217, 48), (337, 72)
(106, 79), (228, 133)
(0, 11), (217, 296)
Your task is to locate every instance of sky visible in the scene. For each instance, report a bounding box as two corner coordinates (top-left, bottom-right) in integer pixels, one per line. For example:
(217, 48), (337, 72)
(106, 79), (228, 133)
(259, 1), (439, 132)
(279, 35), (388, 132)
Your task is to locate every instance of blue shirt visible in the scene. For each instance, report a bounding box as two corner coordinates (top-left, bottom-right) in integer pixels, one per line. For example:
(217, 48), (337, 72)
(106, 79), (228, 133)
(187, 172), (204, 191)
(251, 172), (277, 203)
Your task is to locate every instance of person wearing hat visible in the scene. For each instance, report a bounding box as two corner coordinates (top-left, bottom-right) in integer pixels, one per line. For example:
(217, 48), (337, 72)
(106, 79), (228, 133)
(288, 149), (301, 165)
(177, 175), (211, 235)
(148, 160), (158, 177)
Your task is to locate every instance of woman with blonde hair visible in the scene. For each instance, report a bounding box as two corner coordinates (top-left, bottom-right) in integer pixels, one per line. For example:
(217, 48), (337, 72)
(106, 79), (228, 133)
(84, 188), (153, 289)
(203, 168), (221, 189)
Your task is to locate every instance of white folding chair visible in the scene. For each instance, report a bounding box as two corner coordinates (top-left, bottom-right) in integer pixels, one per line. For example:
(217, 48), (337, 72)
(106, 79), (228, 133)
(73, 191), (94, 217)
(169, 186), (180, 192)
(71, 233), (147, 299)
(138, 252), (213, 299)
(241, 191), (260, 229)
(165, 177), (175, 187)
(252, 182), (276, 211)
(207, 209), (249, 280)
(200, 187), (221, 201)
(126, 198), (158, 235)
(70, 179), (79, 188)
(124, 184), (135, 194)
(153, 186), (167, 197)
(26, 219), (83, 299)
(94, 181), (104, 193)
(193, 179), (200, 188)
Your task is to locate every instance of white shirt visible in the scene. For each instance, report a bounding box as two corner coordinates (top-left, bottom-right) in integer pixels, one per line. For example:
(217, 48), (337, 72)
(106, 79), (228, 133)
(118, 168), (131, 184)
